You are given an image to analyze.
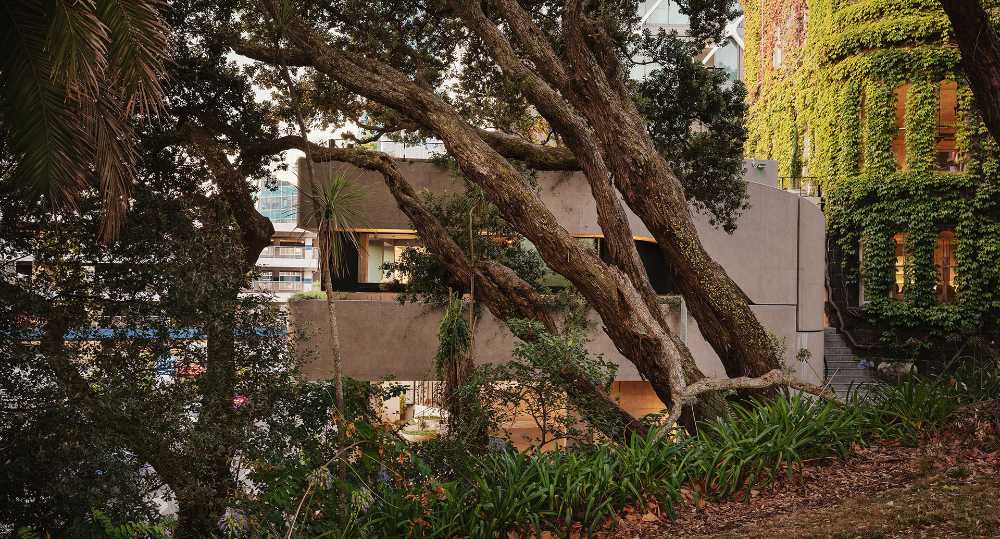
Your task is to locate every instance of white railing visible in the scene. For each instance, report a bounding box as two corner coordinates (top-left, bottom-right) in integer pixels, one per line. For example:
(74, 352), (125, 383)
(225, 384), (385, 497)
(260, 246), (312, 259)
(252, 280), (309, 292)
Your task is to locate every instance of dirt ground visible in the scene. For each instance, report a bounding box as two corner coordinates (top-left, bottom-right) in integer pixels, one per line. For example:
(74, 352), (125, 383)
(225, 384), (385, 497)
(604, 401), (1000, 538)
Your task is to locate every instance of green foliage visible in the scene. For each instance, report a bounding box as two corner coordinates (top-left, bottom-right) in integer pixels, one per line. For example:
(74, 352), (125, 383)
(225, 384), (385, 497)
(435, 294), (470, 378)
(0, 0), (169, 238)
(0, 102), (296, 533)
(470, 320), (620, 450)
(262, 369), (1000, 537)
(237, 378), (407, 536)
(323, 434), (689, 537)
(743, 0), (1000, 353)
(635, 31), (749, 232)
(861, 376), (960, 444)
(385, 180), (547, 306)
(16, 509), (169, 538)
(289, 290), (326, 301)
(687, 395), (863, 499)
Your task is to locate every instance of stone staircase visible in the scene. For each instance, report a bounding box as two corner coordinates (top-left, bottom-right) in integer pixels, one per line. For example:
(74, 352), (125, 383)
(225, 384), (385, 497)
(824, 328), (877, 397)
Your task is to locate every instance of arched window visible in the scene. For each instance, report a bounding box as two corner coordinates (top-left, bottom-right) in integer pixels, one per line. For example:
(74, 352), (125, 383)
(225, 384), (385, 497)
(934, 230), (958, 303)
(892, 232), (908, 299)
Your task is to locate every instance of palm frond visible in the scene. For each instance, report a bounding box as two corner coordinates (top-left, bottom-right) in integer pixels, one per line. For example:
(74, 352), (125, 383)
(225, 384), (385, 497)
(0, 0), (168, 239)
(47, 0), (109, 102)
(97, 0), (169, 116)
(90, 88), (137, 241)
(0, 1), (91, 206)
(300, 172), (366, 278)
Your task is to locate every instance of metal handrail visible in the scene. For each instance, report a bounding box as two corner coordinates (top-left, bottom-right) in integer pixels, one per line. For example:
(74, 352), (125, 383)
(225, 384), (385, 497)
(824, 236), (875, 351)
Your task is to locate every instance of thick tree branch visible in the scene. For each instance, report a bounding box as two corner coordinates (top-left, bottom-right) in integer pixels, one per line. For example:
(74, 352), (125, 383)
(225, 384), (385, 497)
(452, 0), (670, 335)
(186, 126), (275, 267)
(939, 0), (1000, 145)
(560, 2), (781, 383)
(492, 0), (570, 91)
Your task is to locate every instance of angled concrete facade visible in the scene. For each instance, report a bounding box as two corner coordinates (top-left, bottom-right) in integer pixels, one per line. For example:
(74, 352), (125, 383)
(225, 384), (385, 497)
(291, 158), (826, 394)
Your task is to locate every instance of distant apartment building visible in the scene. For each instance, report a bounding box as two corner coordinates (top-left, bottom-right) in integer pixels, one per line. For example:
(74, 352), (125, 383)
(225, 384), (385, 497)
(252, 179), (319, 302)
(632, 0), (745, 82)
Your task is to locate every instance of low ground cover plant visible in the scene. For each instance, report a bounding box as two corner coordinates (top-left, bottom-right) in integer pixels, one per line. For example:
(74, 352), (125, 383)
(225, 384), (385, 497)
(271, 367), (999, 538)
(17, 368), (996, 538)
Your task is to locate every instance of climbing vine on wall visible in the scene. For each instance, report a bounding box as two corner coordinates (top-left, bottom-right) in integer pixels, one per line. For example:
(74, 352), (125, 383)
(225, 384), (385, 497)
(741, 0), (1000, 355)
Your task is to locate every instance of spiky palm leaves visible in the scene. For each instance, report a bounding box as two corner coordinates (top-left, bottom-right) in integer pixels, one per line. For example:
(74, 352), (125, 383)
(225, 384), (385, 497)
(0, 0), (168, 239)
(299, 172), (364, 421)
(301, 173), (365, 281)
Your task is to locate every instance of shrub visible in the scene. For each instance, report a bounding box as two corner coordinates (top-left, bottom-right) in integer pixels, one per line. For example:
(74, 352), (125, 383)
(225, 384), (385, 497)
(687, 395), (862, 499)
(861, 377), (961, 444)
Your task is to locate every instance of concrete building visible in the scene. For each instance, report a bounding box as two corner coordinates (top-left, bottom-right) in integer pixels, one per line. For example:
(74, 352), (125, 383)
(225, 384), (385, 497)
(289, 158), (826, 422)
(250, 179), (319, 302)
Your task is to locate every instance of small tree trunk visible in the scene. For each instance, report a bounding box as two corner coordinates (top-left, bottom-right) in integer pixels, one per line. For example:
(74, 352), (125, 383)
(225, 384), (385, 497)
(323, 264), (346, 420)
(173, 488), (226, 538)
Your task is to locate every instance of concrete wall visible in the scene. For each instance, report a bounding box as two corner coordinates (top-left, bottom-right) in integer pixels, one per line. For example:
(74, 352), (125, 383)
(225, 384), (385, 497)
(294, 158), (824, 386)
(291, 295), (682, 382)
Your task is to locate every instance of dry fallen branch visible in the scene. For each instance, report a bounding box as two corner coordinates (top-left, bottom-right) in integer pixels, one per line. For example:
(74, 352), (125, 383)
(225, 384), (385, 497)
(658, 369), (842, 438)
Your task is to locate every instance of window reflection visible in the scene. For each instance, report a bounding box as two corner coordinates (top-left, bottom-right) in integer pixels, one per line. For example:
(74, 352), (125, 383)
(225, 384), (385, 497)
(892, 232), (908, 299)
(934, 230), (958, 303)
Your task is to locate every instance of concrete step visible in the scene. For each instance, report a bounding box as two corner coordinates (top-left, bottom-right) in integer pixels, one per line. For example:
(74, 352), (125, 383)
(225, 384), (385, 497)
(827, 371), (877, 381)
(826, 363), (869, 369)
(824, 326), (878, 394)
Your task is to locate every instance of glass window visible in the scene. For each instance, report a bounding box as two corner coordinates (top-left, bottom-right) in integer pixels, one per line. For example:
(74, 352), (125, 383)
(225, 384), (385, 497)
(639, 0), (688, 26)
(934, 230), (958, 303)
(936, 81), (960, 172)
(712, 38), (741, 82)
(364, 233), (420, 283)
(893, 85), (908, 170)
(256, 181), (298, 223)
(892, 232), (908, 299)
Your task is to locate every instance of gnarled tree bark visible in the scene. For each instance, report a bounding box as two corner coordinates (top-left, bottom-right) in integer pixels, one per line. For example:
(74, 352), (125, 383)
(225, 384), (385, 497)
(939, 0), (1000, 146)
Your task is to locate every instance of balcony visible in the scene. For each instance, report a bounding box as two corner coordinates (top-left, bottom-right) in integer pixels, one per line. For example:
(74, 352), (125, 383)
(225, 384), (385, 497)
(256, 246), (318, 270)
(251, 280), (311, 292)
(261, 246), (308, 258)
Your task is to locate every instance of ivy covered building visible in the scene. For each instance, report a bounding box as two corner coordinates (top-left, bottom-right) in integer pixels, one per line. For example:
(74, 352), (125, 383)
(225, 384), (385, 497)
(740, 0), (1000, 357)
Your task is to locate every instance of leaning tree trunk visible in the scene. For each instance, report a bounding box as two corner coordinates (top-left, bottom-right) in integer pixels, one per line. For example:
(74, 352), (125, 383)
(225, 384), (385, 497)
(557, 5), (782, 382)
(939, 0), (1000, 146)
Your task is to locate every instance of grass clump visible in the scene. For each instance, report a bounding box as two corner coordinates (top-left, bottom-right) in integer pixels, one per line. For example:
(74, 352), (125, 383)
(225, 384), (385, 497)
(289, 290), (326, 302)
(688, 394), (863, 500)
